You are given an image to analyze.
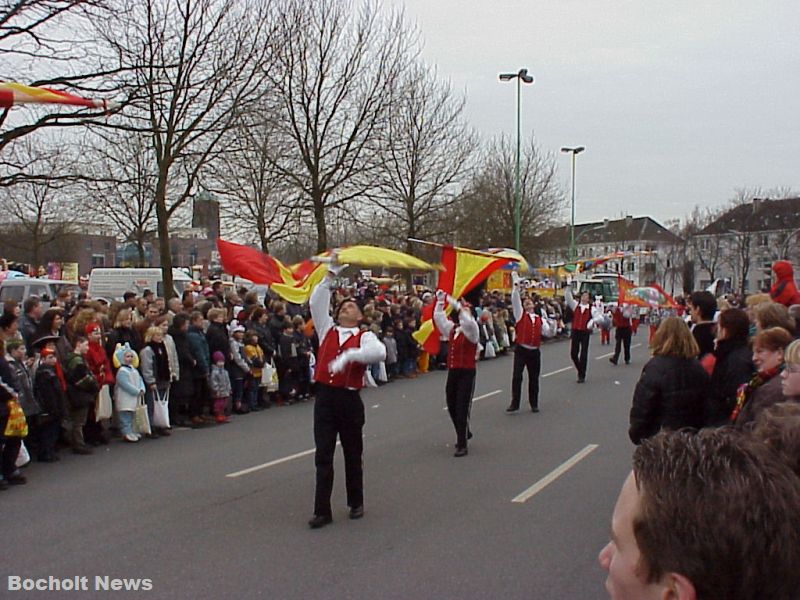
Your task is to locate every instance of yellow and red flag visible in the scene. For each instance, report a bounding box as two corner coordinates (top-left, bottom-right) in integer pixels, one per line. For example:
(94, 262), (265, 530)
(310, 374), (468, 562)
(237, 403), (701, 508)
(412, 245), (512, 354)
(0, 82), (118, 110)
(618, 276), (678, 308)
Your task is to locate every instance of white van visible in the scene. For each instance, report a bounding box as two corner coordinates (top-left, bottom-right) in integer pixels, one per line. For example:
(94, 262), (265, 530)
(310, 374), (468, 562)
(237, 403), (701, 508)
(0, 278), (83, 309)
(88, 268), (193, 301)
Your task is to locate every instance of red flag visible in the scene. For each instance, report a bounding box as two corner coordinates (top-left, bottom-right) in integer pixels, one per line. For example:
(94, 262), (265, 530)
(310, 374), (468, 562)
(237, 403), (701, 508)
(216, 239), (287, 285)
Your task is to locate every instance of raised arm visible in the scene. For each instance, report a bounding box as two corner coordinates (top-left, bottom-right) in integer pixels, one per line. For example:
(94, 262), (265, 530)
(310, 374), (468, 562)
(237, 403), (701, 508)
(433, 290), (454, 339)
(564, 286), (577, 311)
(511, 272), (523, 322)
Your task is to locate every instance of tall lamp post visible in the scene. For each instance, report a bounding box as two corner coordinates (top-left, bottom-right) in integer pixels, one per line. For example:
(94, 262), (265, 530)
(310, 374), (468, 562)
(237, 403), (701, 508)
(561, 145), (585, 260)
(499, 68), (534, 251)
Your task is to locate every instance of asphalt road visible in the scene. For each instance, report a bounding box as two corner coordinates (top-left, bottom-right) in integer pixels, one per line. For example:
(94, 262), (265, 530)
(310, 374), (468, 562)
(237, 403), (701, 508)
(3, 334), (650, 600)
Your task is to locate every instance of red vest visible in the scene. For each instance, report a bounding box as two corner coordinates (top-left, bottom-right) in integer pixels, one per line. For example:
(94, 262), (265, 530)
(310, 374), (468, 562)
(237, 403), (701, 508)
(612, 308), (631, 329)
(572, 306), (592, 331)
(448, 328), (477, 370)
(314, 328), (367, 389)
(515, 313), (542, 347)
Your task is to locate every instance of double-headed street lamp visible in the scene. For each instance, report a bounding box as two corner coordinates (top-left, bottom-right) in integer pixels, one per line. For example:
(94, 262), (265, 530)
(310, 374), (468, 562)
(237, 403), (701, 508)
(561, 145), (585, 260)
(499, 68), (534, 251)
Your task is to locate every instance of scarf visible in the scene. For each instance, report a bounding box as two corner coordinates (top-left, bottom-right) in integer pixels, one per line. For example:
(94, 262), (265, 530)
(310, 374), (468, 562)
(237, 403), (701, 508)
(148, 342), (171, 382)
(730, 365), (782, 423)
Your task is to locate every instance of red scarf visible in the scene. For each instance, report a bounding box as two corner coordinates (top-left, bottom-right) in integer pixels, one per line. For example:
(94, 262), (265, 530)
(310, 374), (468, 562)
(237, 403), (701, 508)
(730, 365), (782, 423)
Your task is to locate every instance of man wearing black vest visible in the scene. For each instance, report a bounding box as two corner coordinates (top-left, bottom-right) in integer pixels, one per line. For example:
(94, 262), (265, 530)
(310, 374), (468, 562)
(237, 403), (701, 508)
(565, 287), (600, 383)
(506, 272), (553, 412)
(433, 290), (479, 457)
(307, 261), (386, 529)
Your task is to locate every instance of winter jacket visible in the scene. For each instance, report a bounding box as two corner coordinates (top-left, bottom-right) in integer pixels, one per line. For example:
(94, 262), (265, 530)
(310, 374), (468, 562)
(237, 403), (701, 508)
(33, 364), (66, 419)
(228, 337), (249, 380)
(691, 322), (716, 359)
(139, 342), (171, 388)
(104, 327), (143, 364)
(247, 320), (275, 360)
(18, 314), (38, 353)
(187, 325), (210, 377)
(164, 333), (180, 382)
(206, 322), (230, 363)
(168, 326), (196, 399)
(114, 364), (145, 412)
(383, 336), (398, 365)
(629, 355), (711, 444)
(209, 364), (232, 399)
(7, 356), (39, 416)
(64, 352), (100, 409)
(707, 338), (754, 425)
(770, 260), (800, 307)
(244, 343), (265, 378)
(85, 341), (114, 387)
(734, 374), (788, 429)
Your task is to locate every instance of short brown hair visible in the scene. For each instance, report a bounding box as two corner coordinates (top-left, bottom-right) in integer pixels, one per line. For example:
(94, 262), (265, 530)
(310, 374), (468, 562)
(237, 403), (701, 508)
(633, 429), (800, 600)
(752, 327), (793, 353)
(750, 402), (800, 477)
(718, 308), (750, 342)
(650, 316), (699, 359)
(755, 302), (795, 332)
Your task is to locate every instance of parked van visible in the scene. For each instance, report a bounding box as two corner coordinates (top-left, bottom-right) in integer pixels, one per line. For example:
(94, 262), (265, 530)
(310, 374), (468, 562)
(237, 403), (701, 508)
(88, 268), (193, 301)
(0, 278), (83, 309)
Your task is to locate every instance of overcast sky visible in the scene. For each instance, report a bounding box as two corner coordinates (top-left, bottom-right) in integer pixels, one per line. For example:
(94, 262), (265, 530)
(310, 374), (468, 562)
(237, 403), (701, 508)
(391, 0), (800, 226)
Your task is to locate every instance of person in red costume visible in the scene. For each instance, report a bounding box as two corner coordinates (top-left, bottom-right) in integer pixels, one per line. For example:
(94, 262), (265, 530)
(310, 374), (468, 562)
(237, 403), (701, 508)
(307, 258), (386, 529)
(770, 260), (800, 307)
(83, 322), (114, 445)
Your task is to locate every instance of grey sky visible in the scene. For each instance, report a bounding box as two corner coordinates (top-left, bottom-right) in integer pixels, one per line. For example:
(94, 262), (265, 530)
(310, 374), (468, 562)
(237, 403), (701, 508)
(392, 0), (800, 226)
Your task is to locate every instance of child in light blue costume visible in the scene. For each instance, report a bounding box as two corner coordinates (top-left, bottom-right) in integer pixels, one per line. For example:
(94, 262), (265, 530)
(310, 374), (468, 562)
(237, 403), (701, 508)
(113, 343), (146, 442)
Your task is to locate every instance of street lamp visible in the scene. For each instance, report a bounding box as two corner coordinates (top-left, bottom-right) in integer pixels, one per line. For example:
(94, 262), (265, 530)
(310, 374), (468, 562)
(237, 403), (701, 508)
(499, 68), (534, 251)
(561, 145), (586, 260)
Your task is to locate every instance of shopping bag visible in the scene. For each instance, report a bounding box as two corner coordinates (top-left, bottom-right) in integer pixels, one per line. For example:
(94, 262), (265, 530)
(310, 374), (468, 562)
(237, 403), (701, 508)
(4, 400), (28, 438)
(96, 384), (113, 421)
(15, 440), (30, 468)
(261, 360), (279, 392)
(152, 388), (170, 429)
(134, 395), (151, 436)
(377, 361), (388, 383)
(485, 340), (497, 359)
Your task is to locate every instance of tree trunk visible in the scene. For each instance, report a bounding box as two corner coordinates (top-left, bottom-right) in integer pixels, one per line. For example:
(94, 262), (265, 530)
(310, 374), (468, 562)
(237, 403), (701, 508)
(155, 175), (174, 299)
(314, 196), (327, 253)
(136, 238), (147, 267)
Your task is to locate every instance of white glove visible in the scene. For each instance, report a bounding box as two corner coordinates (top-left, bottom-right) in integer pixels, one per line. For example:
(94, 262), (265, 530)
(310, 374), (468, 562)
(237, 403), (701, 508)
(447, 295), (461, 312)
(329, 352), (351, 374)
(328, 262), (349, 277)
(435, 289), (446, 302)
(511, 271), (522, 286)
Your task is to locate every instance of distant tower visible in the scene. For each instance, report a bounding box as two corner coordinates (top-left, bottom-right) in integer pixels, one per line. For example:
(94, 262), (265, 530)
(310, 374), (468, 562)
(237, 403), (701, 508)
(193, 191), (220, 239)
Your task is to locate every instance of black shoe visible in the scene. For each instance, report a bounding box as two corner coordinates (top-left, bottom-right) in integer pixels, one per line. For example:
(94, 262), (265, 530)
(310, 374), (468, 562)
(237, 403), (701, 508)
(7, 473), (27, 485)
(577, 376), (586, 383)
(531, 406), (540, 413)
(349, 506), (364, 520)
(467, 430), (473, 440)
(505, 405), (519, 413)
(625, 360), (630, 365)
(0, 479), (8, 490)
(454, 447), (468, 457)
(308, 514), (333, 529)
(609, 357), (618, 365)
(38, 455), (58, 463)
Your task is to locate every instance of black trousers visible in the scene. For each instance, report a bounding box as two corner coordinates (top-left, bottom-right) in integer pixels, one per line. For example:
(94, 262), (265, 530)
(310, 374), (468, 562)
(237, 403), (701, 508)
(313, 384), (365, 517)
(510, 346), (541, 409)
(613, 327), (632, 363)
(570, 330), (591, 379)
(0, 415), (22, 479)
(445, 368), (475, 450)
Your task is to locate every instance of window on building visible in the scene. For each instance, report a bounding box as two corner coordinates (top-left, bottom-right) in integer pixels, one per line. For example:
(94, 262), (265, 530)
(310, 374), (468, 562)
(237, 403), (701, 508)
(627, 262), (635, 273)
(91, 254), (105, 267)
(627, 244), (635, 252)
(759, 234), (769, 247)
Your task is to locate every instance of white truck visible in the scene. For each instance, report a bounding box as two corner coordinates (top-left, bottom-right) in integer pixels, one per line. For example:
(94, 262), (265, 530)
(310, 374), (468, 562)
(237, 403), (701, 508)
(88, 268), (193, 301)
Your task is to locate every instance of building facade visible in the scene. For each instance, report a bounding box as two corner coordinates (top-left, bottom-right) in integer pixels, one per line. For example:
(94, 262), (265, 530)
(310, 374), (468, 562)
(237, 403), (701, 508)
(691, 197), (800, 293)
(535, 215), (684, 288)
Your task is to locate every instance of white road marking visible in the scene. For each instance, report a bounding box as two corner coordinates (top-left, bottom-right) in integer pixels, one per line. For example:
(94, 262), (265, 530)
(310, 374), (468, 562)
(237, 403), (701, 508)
(541, 366), (572, 378)
(596, 342), (643, 360)
(511, 444), (599, 503)
(443, 389), (502, 410)
(226, 442), (340, 478)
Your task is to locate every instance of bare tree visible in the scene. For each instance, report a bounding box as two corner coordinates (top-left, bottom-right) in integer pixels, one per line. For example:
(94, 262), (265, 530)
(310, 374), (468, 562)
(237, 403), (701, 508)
(207, 113), (298, 253)
(265, 0), (416, 252)
(374, 61), (475, 255)
(684, 206), (725, 284)
(94, 0), (277, 297)
(454, 134), (565, 255)
(0, 0), (124, 162)
(727, 229), (753, 295)
(0, 140), (79, 266)
(81, 131), (156, 266)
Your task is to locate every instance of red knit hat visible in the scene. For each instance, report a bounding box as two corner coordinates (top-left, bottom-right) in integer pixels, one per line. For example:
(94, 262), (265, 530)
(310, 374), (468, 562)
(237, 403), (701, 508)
(85, 322), (101, 335)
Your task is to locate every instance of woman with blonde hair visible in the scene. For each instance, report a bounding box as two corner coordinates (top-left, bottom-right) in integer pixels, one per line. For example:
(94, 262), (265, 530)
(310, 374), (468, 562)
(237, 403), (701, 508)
(628, 316), (711, 444)
(138, 326), (172, 438)
(781, 340), (800, 402)
(731, 327), (794, 428)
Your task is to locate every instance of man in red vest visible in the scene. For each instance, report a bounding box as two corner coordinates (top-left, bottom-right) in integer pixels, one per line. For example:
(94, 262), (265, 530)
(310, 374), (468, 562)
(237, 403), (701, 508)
(307, 261), (386, 529)
(433, 289), (479, 457)
(609, 303), (635, 365)
(565, 287), (600, 383)
(506, 271), (553, 413)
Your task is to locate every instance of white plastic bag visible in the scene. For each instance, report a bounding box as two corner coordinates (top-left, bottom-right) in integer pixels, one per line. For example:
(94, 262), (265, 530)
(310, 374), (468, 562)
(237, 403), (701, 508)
(134, 394), (151, 436)
(15, 440), (30, 468)
(96, 384), (113, 421)
(152, 388), (170, 429)
(261, 360), (279, 392)
(377, 361), (388, 383)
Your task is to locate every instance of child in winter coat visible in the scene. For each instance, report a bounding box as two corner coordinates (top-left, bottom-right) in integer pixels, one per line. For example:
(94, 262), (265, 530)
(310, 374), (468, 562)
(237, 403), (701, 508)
(32, 346), (65, 461)
(64, 336), (100, 454)
(277, 322), (299, 402)
(382, 326), (398, 380)
(228, 325), (249, 414)
(209, 351), (231, 423)
(243, 331), (265, 412)
(112, 343), (146, 443)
